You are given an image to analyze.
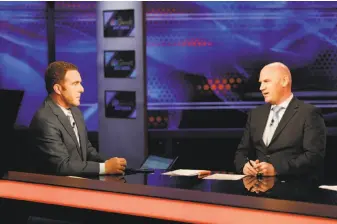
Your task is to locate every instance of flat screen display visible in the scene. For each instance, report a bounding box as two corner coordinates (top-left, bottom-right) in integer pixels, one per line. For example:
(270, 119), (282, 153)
(103, 9), (135, 37)
(104, 50), (136, 78)
(105, 90), (136, 119)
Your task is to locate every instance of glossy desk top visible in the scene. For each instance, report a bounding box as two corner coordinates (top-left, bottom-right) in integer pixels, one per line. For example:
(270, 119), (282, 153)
(1, 170), (337, 219)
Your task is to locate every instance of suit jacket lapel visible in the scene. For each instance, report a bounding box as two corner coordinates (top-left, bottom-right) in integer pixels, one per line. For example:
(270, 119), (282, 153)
(46, 97), (83, 158)
(71, 108), (87, 161)
(269, 97), (299, 145)
(257, 104), (271, 148)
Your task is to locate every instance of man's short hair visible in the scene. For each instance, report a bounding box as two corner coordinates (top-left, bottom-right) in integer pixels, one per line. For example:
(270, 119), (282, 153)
(45, 61), (78, 94)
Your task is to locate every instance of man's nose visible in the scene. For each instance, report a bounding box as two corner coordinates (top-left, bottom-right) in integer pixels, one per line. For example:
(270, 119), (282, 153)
(80, 84), (84, 93)
(259, 83), (265, 91)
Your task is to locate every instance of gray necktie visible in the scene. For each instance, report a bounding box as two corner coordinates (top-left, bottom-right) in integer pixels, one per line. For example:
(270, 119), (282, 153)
(66, 110), (80, 146)
(264, 106), (283, 146)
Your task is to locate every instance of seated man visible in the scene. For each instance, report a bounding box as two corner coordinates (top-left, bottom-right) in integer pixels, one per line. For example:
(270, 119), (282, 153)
(30, 61), (126, 176)
(234, 62), (326, 180)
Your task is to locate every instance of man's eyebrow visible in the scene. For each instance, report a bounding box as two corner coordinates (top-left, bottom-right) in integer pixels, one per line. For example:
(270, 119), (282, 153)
(259, 78), (270, 82)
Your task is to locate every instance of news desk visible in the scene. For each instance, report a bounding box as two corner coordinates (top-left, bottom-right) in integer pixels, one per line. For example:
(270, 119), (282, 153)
(0, 170), (336, 223)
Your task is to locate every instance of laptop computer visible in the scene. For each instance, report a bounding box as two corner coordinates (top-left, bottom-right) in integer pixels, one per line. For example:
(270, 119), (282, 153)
(125, 155), (178, 174)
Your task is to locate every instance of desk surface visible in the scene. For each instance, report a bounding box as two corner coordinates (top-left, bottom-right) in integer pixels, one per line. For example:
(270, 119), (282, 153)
(1, 170), (337, 220)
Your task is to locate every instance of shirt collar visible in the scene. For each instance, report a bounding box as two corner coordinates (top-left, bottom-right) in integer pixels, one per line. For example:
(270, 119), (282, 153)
(271, 93), (293, 110)
(57, 104), (72, 116)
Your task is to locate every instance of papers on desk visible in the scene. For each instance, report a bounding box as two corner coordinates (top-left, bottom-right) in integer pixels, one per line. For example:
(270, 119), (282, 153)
(319, 185), (337, 192)
(203, 173), (245, 180)
(162, 169), (209, 176)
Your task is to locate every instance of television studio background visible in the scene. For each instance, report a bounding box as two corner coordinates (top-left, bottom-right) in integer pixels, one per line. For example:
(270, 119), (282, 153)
(1, 1), (336, 179)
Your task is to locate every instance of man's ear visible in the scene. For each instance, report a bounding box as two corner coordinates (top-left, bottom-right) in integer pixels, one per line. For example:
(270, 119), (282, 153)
(53, 84), (62, 95)
(282, 76), (289, 87)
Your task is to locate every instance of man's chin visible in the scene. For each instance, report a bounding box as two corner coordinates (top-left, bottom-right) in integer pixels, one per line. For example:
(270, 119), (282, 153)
(264, 98), (276, 105)
(71, 101), (80, 107)
(264, 97), (271, 103)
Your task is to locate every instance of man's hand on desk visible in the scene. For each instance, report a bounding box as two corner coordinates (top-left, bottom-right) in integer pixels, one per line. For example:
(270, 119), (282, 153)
(255, 162), (276, 176)
(243, 160), (259, 176)
(105, 157), (127, 174)
(243, 160), (276, 177)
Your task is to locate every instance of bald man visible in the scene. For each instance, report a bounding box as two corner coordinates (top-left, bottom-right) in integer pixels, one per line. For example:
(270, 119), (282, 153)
(234, 62), (326, 180)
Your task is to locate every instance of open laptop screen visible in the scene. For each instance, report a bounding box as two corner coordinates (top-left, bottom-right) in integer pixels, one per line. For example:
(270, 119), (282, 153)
(140, 155), (176, 170)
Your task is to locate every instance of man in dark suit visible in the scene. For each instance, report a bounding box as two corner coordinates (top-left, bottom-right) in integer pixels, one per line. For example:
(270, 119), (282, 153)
(30, 61), (127, 176)
(234, 62), (326, 179)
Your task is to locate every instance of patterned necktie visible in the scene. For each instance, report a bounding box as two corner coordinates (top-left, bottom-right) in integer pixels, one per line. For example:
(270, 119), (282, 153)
(264, 105), (283, 146)
(66, 110), (80, 146)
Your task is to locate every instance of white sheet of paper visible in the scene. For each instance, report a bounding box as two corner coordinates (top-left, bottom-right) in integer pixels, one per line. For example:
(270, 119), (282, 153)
(319, 185), (337, 192)
(202, 173), (245, 180)
(162, 169), (207, 176)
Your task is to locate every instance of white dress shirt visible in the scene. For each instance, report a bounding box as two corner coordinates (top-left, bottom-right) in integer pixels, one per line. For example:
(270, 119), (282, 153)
(262, 94), (294, 146)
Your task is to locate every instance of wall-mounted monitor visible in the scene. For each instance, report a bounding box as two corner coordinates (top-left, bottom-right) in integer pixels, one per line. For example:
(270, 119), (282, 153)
(104, 50), (136, 78)
(105, 90), (136, 119)
(103, 9), (134, 37)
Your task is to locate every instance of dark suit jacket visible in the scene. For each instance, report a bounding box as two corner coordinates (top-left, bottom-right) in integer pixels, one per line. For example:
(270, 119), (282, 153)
(234, 97), (326, 180)
(30, 96), (106, 176)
